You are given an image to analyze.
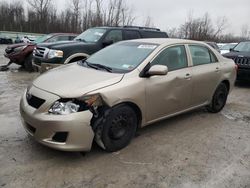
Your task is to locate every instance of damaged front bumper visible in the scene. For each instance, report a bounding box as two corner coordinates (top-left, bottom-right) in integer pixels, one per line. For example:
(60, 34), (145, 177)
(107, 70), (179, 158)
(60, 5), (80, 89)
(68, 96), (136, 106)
(19, 87), (94, 152)
(32, 61), (61, 73)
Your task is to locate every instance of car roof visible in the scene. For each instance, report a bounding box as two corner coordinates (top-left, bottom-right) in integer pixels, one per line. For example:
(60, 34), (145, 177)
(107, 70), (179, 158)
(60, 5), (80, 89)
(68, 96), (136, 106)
(124, 38), (209, 46)
(48, 33), (78, 36)
(93, 26), (163, 32)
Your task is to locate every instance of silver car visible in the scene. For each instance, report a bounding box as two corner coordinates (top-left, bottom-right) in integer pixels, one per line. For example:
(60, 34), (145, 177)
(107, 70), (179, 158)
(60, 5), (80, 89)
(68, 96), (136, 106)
(20, 39), (237, 152)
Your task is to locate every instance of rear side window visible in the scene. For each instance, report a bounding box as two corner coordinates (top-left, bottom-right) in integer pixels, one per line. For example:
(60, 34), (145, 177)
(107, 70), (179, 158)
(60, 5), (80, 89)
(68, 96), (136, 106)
(140, 31), (167, 38)
(124, 30), (141, 40)
(46, 35), (69, 42)
(69, 35), (76, 40)
(104, 30), (123, 43)
(151, 45), (188, 71)
(189, 45), (218, 66)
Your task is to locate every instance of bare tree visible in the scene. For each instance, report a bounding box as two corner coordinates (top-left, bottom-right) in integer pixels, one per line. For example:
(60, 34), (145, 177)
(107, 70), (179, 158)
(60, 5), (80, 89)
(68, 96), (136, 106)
(70, 0), (81, 32)
(213, 16), (228, 39)
(144, 16), (154, 27)
(241, 24), (250, 39)
(26, 0), (52, 32)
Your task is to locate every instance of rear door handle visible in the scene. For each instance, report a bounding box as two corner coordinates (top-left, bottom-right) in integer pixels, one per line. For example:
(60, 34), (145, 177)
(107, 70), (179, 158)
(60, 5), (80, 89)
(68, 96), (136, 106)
(215, 67), (220, 72)
(184, 73), (192, 79)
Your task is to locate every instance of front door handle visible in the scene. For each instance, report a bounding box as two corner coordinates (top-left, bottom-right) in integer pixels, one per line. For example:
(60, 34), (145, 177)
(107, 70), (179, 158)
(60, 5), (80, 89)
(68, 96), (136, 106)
(184, 73), (192, 80)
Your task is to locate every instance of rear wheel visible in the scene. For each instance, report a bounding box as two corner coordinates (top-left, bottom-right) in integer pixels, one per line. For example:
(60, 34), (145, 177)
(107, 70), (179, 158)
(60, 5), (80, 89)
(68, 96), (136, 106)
(207, 83), (228, 113)
(94, 105), (137, 152)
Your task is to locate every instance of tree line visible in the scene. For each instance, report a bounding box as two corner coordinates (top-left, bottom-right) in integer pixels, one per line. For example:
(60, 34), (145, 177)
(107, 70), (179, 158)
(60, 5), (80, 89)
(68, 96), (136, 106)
(0, 0), (135, 34)
(167, 12), (250, 42)
(0, 0), (249, 42)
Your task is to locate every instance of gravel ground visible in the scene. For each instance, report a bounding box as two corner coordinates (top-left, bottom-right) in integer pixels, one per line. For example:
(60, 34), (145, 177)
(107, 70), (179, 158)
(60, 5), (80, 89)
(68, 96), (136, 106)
(0, 44), (250, 188)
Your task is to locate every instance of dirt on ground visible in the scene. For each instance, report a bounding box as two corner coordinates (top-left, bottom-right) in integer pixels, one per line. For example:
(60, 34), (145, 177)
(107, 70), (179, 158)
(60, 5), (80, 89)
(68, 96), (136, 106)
(0, 45), (250, 188)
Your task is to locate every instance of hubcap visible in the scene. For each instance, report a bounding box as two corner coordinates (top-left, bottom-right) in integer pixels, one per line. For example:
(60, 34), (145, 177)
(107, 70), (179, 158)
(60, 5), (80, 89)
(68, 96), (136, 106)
(215, 91), (226, 109)
(109, 115), (129, 140)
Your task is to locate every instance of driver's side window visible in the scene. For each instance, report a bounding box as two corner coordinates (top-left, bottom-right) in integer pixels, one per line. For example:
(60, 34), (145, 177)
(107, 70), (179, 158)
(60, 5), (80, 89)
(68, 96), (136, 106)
(104, 30), (123, 43)
(151, 45), (188, 71)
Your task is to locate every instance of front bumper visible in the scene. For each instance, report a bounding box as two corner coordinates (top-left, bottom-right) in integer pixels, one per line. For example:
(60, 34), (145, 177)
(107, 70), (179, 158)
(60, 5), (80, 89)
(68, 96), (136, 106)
(32, 61), (61, 73)
(237, 68), (250, 80)
(19, 86), (94, 151)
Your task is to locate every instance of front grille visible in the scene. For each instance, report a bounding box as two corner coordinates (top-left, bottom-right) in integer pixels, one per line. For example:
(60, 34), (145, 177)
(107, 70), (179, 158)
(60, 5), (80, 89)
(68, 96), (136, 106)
(233, 57), (250, 67)
(26, 94), (45, 109)
(33, 47), (46, 58)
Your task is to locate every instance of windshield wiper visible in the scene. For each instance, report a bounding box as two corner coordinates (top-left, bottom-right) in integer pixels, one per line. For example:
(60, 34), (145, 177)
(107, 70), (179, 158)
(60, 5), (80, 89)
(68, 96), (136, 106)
(90, 63), (113, 72)
(80, 60), (112, 72)
(82, 60), (98, 70)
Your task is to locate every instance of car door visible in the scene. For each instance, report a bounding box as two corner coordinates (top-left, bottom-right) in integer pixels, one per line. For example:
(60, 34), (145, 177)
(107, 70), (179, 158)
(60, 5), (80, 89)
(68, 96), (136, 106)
(188, 45), (221, 106)
(145, 45), (193, 122)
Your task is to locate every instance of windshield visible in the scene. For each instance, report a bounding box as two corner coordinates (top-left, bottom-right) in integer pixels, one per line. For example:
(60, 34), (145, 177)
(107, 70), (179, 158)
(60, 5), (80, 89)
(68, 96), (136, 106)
(85, 41), (158, 73)
(221, 43), (237, 50)
(233, 41), (250, 52)
(74, 28), (107, 43)
(34, 34), (53, 44)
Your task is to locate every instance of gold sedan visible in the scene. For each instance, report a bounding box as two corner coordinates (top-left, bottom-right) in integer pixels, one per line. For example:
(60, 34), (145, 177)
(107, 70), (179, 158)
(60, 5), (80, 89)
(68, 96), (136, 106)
(20, 39), (236, 152)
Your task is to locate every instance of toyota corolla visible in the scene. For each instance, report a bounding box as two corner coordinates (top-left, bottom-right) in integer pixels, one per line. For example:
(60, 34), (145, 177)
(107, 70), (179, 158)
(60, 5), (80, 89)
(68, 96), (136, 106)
(20, 39), (236, 152)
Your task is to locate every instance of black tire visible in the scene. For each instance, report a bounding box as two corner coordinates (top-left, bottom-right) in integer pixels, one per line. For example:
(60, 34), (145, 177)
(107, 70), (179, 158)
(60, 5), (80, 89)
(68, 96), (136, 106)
(94, 105), (137, 152)
(207, 83), (228, 113)
(23, 54), (34, 72)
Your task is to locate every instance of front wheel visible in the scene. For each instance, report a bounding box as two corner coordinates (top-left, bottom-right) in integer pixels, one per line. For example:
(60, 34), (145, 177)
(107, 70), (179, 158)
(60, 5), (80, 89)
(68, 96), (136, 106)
(94, 105), (137, 152)
(206, 83), (228, 113)
(23, 54), (34, 72)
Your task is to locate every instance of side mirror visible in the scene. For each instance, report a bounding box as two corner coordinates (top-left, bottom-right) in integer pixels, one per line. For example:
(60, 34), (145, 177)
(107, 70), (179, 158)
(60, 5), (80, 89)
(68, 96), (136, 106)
(229, 48), (234, 52)
(147, 65), (168, 76)
(102, 39), (113, 47)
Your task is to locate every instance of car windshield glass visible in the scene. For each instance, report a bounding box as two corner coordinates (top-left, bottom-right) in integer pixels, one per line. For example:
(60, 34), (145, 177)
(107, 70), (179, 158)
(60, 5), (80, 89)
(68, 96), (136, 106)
(74, 28), (106, 43)
(221, 43), (237, 50)
(34, 34), (53, 44)
(85, 41), (158, 73)
(233, 41), (250, 52)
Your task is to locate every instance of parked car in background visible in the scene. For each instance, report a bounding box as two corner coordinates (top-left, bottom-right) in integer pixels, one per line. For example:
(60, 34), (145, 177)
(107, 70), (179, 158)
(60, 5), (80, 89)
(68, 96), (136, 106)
(0, 36), (13, 44)
(223, 41), (250, 80)
(20, 39), (236, 152)
(32, 26), (168, 72)
(217, 43), (226, 49)
(220, 43), (238, 54)
(4, 33), (77, 71)
(205, 41), (221, 53)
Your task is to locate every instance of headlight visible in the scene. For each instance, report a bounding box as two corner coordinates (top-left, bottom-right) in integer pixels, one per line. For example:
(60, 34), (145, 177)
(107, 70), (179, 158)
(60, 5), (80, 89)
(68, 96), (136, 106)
(47, 49), (63, 59)
(14, 45), (27, 53)
(49, 101), (80, 115)
(49, 94), (103, 115)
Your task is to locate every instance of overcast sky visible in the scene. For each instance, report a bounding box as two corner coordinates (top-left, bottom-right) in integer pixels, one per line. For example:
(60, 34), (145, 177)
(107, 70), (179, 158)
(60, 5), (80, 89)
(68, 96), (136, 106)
(52, 0), (250, 35)
(11, 0), (250, 35)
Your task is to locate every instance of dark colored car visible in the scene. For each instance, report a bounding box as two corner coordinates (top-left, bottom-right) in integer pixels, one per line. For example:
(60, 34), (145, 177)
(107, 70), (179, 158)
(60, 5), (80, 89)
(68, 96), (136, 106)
(4, 33), (77, 71)
(0, 36), (13, 44)
(205, 41), (221, 53)
(223, 41), (250, 80)
(32, 26), (168, 72)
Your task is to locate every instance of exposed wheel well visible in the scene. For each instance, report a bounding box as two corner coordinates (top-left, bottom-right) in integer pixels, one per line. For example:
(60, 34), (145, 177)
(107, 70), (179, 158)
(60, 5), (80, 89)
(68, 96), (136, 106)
(120, 102), (142, 129)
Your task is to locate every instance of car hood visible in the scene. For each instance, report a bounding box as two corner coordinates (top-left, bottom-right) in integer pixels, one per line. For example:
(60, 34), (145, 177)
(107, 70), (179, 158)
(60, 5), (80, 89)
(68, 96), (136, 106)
(32, 63), (124, 98)
(37, 40), (92, 49)
(7, 42), (34, 49)
(223, 51), (250, 58)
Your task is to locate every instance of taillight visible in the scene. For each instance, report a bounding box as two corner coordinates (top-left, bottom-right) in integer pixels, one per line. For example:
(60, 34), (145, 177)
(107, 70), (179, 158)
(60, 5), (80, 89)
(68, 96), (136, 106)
(235, 64), (238, 72)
